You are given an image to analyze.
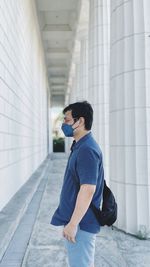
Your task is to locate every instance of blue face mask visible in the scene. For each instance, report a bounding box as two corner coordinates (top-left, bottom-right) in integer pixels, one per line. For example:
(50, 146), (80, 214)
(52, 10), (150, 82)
(61, 123), (74, 137)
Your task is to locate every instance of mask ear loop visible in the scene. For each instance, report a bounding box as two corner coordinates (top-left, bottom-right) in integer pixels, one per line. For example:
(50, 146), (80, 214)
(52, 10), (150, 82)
(72, 119), (80, 131)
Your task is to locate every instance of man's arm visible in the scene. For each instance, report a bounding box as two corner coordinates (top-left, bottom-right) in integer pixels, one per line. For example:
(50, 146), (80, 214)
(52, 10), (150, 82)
(63, 184), (96, 243)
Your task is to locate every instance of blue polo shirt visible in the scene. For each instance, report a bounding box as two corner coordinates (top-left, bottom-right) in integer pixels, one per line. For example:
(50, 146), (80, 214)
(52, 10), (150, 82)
(51, 132), (104, 234)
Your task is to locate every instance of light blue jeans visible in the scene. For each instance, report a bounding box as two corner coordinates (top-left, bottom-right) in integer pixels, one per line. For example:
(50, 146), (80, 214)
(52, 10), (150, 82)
(64, 227), (96, 267)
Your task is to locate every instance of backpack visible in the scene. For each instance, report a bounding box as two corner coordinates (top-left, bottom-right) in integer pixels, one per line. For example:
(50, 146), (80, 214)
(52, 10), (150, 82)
(89, 180), (117, 226)
(73, 176), (117, 226)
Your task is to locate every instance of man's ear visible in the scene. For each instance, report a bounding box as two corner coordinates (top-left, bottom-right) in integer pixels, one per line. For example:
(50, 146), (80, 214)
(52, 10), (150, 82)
(79, 117), (85, 126)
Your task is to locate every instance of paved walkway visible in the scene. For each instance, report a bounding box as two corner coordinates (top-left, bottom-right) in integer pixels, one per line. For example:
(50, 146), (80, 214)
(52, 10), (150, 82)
(1, 154), (150, 267)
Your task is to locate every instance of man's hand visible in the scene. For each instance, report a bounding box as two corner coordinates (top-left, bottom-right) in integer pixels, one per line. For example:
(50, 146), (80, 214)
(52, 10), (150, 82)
(63, 222), (77, 243)
(63, 184), (95, 243)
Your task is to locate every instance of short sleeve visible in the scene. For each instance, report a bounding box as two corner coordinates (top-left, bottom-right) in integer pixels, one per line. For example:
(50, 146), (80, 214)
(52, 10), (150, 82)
(76, 147), (101, 185)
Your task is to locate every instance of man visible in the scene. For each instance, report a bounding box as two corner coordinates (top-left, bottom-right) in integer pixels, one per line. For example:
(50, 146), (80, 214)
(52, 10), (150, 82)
(51, 101), (104, 267)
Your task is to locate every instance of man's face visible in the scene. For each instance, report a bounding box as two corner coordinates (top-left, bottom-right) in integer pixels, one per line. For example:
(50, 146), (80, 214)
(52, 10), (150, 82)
(63, 110), (76, 126)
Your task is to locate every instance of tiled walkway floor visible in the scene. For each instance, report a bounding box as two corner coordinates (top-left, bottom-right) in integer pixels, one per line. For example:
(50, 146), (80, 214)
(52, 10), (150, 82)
(1, 154), (150, 267)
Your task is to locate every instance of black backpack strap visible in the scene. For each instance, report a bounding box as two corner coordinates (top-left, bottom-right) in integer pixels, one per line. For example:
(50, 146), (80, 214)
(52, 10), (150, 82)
(70, 140), (76, 152)
(72, 166), (102, 224)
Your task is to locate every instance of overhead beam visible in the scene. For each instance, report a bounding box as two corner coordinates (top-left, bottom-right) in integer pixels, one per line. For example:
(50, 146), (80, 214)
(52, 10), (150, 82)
(48, 66), (68, 72)
(43, 24), (71, 31)
(50, 77), (65, 81)
(43, 30), (73, 40)
(37, 0), (77, 11)
(46, 52), (70, 60)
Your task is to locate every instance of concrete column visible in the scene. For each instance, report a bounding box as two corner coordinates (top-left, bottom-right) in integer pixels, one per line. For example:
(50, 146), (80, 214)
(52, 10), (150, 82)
(88, 0), (110, 180)
(79, 36), (88, 100)
(71, 35), (88, 102)
(75, 61), (81, 101)
(69, 78), (76, 103)
(110, 0), (150, 237)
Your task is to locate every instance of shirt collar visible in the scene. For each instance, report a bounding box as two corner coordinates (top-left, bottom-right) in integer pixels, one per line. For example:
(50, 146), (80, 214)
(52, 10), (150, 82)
(70, 132), (92, 151)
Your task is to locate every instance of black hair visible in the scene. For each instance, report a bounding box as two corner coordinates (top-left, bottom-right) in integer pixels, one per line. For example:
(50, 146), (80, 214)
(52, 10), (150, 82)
(63, 101), (93, 130)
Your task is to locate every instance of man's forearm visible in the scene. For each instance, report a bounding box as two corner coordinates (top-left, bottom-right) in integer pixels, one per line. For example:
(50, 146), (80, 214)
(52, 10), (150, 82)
(70, 184), (96, 226)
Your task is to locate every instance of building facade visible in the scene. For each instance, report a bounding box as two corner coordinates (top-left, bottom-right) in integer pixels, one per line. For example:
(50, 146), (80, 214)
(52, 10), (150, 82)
(0, 0), (150, 238)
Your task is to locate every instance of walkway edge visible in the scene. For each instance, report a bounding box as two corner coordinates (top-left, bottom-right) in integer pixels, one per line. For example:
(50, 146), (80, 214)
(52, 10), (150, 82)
(0, 156), (51, 262)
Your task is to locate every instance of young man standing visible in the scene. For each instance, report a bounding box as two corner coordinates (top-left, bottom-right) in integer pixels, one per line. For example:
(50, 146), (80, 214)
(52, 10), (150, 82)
(51, 101), (104, 267)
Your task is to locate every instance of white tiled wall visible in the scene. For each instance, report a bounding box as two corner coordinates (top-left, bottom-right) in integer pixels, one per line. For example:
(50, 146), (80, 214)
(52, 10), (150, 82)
(0, 0), (49, 211)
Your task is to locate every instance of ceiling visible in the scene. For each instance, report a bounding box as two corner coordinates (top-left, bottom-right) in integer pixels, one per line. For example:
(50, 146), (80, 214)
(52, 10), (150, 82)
(35, 0), (82, 107)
